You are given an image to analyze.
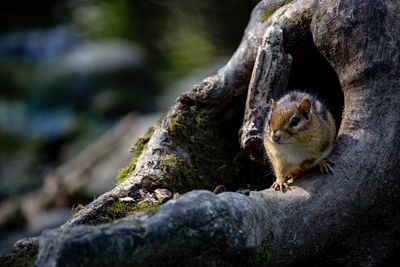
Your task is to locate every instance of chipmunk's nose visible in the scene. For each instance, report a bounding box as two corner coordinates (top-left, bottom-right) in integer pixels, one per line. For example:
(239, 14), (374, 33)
(272, 132), (281, 143)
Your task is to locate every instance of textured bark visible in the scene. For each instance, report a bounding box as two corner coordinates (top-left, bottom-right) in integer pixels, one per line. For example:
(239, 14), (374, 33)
(240, 24), (292, 164)
(5, 0), (400, 266)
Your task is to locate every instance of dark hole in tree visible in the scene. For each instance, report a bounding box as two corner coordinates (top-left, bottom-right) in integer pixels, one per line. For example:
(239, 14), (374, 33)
(284, 30), (344, 129)
(229, 28), (345, 192)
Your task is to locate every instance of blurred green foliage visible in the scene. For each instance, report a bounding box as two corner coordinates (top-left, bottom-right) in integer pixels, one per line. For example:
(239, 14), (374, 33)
(161, 27), (217, 84)
(71, 0), (136, 40)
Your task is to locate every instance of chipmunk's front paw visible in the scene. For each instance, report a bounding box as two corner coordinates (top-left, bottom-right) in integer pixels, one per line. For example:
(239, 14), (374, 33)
(271, 179), (289, 191)
(318, 159), (334, 174)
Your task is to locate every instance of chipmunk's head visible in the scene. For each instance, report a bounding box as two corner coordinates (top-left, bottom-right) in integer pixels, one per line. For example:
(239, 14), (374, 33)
(265, 98), (312, 145)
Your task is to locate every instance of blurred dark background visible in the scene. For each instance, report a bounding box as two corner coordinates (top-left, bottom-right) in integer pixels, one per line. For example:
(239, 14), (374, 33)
(0, 0), (258, 252)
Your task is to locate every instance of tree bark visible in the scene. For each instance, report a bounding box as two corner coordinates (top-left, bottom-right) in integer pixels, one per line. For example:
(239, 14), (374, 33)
(240, 24), (292, 164)
(3, 0), (400, 266)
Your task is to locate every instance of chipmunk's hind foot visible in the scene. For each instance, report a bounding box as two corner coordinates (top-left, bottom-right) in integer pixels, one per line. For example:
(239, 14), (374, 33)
(318, 159), (334, 174)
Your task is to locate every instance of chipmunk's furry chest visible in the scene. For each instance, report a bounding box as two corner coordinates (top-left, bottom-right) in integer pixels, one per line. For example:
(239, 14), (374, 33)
(267, 143), (311, 167)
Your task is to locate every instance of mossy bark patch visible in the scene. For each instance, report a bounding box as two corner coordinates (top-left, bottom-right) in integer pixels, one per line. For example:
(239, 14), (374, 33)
(159, 154), (197, 192)
(116, 125), (156, 184)
(165, 100), (248, 192)
(105, 199), (159, 222)
(259, 0), (293, 22)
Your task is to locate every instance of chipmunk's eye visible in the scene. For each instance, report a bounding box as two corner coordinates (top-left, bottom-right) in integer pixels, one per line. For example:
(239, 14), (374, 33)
(289, 116), (300, 128)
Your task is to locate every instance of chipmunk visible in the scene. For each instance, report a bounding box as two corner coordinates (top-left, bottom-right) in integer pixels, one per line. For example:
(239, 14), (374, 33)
(263, 91), (336, 190)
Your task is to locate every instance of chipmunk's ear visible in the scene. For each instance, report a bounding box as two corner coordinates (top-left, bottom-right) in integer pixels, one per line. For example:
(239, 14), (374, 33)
(298, 98), (311, 115)
(269, 99), (276, 110)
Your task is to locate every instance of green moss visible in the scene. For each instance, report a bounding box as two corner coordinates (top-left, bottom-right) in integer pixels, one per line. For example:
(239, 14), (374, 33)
(159, 154), (197, 192)
(168, 106), (212, 136)
(106, 199), (160, 222)
(134, 199), (160, 215)
(106, 201), (135, 221)
(168, 112), (189, 141)
(73, 0), (135, 40)
(165, 31), (217, 81)
(164, 103), (246, 192)
(166, 107), (218, 191)
(116, 125), (156, 184)
(134, 199), (156, 212)
(259, 0), (294, 22)
(130, 203), (160, 226)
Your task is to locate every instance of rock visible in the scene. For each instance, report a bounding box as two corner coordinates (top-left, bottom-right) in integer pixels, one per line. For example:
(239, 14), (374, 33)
(118, 197), (135, 202)
(154, 189), (172, 203)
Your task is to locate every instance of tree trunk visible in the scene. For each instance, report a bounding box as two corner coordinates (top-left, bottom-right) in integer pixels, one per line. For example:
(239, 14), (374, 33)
(3, 0), (400, 266)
